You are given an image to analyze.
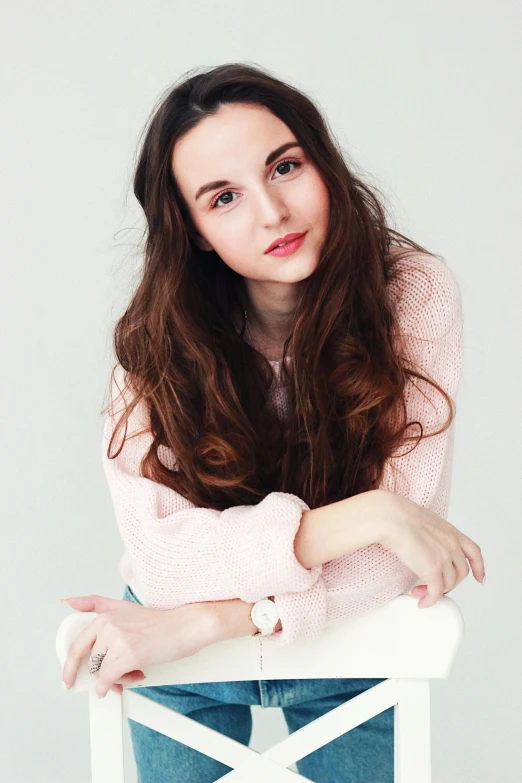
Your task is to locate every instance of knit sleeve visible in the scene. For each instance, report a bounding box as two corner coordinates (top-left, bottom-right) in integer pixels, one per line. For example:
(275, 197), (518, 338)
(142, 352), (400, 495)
(264, 252), (463, 645)
(102, 368), (322, 610)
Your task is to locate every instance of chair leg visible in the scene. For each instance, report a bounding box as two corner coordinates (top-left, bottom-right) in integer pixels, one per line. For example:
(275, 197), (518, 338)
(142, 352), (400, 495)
(89, 690), (125, 783)
(394, 678), (431, 783)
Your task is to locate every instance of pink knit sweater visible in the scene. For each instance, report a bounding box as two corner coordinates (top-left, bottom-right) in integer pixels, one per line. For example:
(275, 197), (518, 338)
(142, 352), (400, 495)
(102, 251), (463, 646)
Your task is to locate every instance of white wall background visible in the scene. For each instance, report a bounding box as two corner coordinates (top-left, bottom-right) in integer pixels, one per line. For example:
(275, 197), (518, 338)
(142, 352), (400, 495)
(2, 1), (520, 781)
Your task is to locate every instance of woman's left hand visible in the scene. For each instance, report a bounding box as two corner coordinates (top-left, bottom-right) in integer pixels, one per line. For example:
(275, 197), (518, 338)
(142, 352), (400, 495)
(61, 594), (217, 698)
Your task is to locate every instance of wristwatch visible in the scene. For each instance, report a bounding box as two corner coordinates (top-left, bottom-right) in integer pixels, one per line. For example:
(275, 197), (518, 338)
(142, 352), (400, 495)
(248, 597), (280, 636)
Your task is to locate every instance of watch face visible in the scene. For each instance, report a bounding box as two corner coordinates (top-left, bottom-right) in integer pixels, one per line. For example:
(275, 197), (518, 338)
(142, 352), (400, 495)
(255, 611), (272, 630)
(252, 599), (280, 632)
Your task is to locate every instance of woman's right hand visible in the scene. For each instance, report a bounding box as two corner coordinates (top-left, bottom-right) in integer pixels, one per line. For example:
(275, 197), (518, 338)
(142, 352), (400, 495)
(376, 489), (485, 608)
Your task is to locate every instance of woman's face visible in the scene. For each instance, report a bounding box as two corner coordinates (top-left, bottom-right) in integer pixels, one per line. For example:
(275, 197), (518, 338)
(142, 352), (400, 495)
(172, 103), (330, 288)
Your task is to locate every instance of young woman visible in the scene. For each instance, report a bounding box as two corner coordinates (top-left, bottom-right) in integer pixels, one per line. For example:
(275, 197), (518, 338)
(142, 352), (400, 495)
(62, 63), (485, 782)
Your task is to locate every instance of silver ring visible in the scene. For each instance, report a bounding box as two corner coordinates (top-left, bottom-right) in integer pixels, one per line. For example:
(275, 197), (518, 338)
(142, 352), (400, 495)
(89, 651), (107, 674)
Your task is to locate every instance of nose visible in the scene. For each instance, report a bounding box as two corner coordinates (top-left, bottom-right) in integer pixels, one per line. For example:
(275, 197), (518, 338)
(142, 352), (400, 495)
(256, 187), (290, 227)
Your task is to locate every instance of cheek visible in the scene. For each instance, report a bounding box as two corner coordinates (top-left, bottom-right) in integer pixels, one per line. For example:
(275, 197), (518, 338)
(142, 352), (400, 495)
(208, 221), (248, 257)
(299, 173), (330, 224)
(211, 228), (255, 274)
(316, 178), (331, 221)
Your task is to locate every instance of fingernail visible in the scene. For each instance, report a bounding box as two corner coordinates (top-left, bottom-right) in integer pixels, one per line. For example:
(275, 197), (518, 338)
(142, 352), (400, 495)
(62, 680), (69, 693)
(59, 597), (70, 604)
(481, 572), (486, 585)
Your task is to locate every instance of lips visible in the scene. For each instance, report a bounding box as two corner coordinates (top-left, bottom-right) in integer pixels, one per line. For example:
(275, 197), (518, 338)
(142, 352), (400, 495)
(265, 232), (306, 254)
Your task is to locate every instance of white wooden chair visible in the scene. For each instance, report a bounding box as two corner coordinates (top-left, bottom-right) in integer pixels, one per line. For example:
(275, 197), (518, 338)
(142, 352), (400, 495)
(56, 593), (464, 782)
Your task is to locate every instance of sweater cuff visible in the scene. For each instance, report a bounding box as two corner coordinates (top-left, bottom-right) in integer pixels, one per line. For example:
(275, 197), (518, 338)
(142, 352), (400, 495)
(219, 492), (319, 602)
(262, 574), (328, 645)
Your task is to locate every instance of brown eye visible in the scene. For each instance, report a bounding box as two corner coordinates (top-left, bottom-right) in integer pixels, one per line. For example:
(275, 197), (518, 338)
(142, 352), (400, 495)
(211, 190), (237, 209)
(274, 159), (301, 177)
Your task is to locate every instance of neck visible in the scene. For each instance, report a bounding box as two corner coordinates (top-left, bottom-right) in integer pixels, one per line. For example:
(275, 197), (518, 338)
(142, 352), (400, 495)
(245, 306), (292, 346)
(243, 282), (298, 346)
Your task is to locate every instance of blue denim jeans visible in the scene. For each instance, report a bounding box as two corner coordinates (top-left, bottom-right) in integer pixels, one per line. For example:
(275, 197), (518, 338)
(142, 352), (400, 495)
(122, 584), (394, 782)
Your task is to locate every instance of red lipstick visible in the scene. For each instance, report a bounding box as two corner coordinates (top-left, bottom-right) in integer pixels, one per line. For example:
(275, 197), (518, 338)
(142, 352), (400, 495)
(265, 232), (307, 257)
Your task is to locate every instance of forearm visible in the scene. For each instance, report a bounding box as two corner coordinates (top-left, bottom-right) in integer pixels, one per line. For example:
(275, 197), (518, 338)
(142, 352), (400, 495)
(203, 489), (396, 644)
(294, 488), (395, 569)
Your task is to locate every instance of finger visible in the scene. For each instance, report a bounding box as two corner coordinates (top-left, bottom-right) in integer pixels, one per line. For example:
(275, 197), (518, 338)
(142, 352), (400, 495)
(441, 559), (458, 596)
(63, 618), (100, 688)
(114, 670), (147, 686)
(451, 553), (470, 589)
(416, 554), (469, 603)
(420, 570), (445, 608)
(108, 673), (146, 695)
(457, 534), (485, 583)
(64, 595), (126, 613)
(89, 645), (109, 675)
(94, 649), (136, 699)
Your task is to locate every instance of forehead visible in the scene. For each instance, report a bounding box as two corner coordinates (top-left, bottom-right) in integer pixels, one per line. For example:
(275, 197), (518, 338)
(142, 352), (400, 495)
(172, 104), (294, 196)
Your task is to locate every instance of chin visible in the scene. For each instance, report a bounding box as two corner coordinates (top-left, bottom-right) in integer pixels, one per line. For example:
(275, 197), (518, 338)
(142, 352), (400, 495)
(278, 254), (319, 281)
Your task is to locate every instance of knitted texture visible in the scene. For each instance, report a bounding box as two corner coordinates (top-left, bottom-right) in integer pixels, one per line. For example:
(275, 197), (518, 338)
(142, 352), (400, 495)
(102, 251), (463, 645)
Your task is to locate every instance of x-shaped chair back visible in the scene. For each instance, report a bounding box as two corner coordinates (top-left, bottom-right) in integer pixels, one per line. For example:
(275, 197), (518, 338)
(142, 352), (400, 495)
(56, 594), (464, 782)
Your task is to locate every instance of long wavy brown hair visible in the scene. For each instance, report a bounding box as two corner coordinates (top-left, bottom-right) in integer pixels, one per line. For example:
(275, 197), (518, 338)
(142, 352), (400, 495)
(105, 62), (456, 512)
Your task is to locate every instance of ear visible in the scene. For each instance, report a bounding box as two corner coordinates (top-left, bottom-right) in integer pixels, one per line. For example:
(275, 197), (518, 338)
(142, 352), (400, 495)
(185, 218), (213, 252)
(193, 234), (214, 252)
(187, 224), (214, 252)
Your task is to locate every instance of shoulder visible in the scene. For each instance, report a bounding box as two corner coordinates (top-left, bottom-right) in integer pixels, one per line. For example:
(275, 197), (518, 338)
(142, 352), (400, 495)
(386, 248), (462, 341)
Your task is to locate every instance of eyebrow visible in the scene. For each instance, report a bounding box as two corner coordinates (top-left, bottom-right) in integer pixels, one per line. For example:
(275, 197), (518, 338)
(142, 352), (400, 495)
(194, 141), (302, 202)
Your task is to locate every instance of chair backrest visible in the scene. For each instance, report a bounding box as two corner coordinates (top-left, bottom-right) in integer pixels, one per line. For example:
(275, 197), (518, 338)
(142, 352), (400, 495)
(56, 595), (464, 783)
(56, 594), (464, 689)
